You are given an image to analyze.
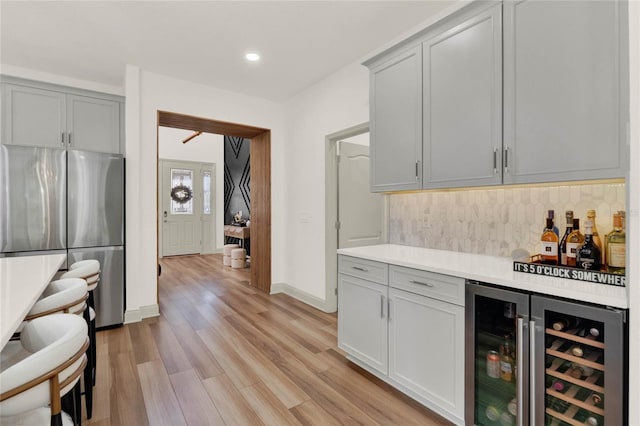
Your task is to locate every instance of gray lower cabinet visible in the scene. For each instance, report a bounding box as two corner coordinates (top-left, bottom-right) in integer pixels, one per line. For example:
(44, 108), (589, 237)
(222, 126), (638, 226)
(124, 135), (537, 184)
(2, 78), (123, 154)
(338, 255), (465, 425)
(423, 3), (502, 189)
(503, 0), (627, 184)
(369, 46), (422, 192)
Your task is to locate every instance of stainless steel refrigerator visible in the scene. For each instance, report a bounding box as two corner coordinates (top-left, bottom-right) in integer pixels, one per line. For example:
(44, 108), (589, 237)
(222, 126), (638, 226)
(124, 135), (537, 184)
(465, 281), (626, 425)
(0, 145), (125, 328)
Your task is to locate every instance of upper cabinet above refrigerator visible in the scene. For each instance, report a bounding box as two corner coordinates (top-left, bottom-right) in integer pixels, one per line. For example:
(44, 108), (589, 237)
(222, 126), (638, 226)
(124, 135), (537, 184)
(1, 77), (124, 154)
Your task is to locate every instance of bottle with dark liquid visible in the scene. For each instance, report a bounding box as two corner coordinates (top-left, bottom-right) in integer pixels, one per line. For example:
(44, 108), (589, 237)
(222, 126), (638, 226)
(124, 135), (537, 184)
(586, 210), (603, 264)
(548, 210), (560, 237)
(559, 211), (574, 265)
(540, 218), (559, 265)
(566, 218), (584, 267)
(577, 221), (601, 270)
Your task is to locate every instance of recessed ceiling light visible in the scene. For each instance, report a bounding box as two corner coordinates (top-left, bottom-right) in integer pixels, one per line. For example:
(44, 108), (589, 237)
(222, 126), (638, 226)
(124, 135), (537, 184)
(245, 53), (260, 62)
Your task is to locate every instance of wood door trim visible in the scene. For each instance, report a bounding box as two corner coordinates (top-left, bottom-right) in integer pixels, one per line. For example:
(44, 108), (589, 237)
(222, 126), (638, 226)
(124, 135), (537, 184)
(156, 111), (271, 294)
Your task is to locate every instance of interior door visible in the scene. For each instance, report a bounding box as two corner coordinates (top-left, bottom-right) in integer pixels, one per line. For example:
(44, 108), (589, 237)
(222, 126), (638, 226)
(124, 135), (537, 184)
(338, 140), (385, 249)
(160, 160), (202, 256)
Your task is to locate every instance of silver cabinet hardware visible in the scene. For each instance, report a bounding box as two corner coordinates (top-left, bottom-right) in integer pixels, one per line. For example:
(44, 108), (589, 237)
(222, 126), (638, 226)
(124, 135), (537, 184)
(409, 279), (434, 287)
(352, 266), (368, 272)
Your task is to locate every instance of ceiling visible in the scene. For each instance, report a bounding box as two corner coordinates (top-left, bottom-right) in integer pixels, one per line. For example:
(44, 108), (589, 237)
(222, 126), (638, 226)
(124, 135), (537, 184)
(0, 1), (456, 102)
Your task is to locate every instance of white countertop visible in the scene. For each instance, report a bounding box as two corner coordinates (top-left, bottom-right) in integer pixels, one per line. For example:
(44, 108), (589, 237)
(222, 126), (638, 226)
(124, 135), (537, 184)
(0, 253), (67, 348)
(337, 244), (628, 309)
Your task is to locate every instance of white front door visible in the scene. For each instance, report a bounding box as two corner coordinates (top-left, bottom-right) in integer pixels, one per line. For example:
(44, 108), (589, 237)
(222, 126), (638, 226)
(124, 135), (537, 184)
(160, 160), (203, 256)
(338, 140), (385, 249)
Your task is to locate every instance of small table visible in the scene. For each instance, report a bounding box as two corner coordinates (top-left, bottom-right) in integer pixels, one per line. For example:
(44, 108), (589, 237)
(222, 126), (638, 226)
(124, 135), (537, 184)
(0, 253), (66, 349)
(224, 225), (250, 255)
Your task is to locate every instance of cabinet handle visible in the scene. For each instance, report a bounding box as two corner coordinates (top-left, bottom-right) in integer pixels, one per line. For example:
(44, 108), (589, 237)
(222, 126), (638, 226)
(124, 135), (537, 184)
(504, 147), (509, 173)
(352, 266), (368, 272)
(380, 295), (384, 318)
(409, 279), (434, 287)
(415, 161), (420, 181)
(493, 148), (498, 174)
(529, 319), (536, 426)
(516, 317), (525, 426)
(68, 132), (72, 147)
(388, 298), (391, 320)
(61, 133), (65, 147)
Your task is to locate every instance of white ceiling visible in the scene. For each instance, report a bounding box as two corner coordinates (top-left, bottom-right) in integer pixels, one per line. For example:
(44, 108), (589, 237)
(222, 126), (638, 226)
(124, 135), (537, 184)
(0, 1), (456, 101)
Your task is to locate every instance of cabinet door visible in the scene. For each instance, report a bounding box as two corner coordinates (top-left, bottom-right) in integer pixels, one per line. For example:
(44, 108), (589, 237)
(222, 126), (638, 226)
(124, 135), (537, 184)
(389, 288), (465, 422)
(504, 0), (627, 184)
(67, 94), (121, 153)
(338, 274), (388, 374)
(370, 46), (422, 192)
(423, 4), (502, 189)
(2, 84), (66, 148)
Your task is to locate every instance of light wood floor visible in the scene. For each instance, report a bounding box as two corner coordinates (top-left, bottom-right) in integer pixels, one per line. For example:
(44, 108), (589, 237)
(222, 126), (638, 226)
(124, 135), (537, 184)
(85, 254), (452, 425)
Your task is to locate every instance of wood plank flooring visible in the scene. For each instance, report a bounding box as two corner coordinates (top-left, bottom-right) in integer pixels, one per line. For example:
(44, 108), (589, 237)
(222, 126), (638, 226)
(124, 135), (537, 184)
(85, 254), (452, 425)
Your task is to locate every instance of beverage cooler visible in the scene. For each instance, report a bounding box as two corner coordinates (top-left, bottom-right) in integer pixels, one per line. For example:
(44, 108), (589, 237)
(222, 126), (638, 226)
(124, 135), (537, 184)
(465, 281), (626, 426)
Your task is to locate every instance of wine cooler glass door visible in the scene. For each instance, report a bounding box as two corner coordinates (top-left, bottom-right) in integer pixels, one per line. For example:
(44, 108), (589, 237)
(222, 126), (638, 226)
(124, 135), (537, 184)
(531, 296), (625, 426)
(466, 283), (530, 426)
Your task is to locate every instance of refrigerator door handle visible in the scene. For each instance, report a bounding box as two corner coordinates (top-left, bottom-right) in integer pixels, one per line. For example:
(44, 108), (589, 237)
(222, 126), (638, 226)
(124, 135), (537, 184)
(516, 317), (525, 426)
(529, 319), (536, 426)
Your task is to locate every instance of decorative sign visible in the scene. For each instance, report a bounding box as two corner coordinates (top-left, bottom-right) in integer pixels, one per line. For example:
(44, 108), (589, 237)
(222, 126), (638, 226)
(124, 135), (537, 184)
(170, 184), (193, 204)
(513, 261), (626, 287)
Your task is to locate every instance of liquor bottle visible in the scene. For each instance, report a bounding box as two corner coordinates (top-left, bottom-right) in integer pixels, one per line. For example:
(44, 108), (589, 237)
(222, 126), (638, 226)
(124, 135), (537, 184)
(541, 218), (559, 265)
(500, 336), (514, 382)
(559, 211), (574, 265)
(548, 210), (560, 237)
(586, 210), (603, 263)
(577, 221), (601, 270)
(566, 219), (584, 267)
(606, 212), (626, 275)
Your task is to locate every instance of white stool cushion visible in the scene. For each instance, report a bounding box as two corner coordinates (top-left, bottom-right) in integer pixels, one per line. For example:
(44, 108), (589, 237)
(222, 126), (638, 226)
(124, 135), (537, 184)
(0, 314), (88, 417)
(89, 307), (96, 322)
(1, 407), (74, 425)
(231, 259), (246, 269)
(69, 259), (100, 271)
(231, 248), (246, 260)
(29, 279), (88, 317)
(223, 244), (240, 256)
(61, 264), (100, 284)
(223, 255), (231, 266)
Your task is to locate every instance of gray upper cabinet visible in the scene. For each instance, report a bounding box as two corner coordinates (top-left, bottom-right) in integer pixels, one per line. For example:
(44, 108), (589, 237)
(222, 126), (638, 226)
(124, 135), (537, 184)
(1, 78), (123, 154)
(67, 94), (120, 153)
(2, 84), (66, 149)
(503, 0), (628, 184)
(423, 4), (502, 189)
(369, 46), (422, 192)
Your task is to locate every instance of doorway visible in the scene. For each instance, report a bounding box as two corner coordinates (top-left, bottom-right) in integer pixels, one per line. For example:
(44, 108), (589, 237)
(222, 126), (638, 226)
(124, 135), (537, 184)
(158, 159), (215, 257)
(324, 123), (388, 312)
(157, 111), (272, 293)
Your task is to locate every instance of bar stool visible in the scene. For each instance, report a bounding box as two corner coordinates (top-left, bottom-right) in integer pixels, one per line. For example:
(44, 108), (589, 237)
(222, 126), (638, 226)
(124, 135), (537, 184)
(60, 261), (100, 419)
(231, 248), (247, 269)
(25, 278), (89, 425)
(0, 314), (89, 426)
(223, 244), (239, 267)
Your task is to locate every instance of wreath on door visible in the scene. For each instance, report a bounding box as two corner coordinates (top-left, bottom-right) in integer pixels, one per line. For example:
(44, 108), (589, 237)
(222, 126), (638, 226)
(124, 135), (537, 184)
(170, 184), (193, 204)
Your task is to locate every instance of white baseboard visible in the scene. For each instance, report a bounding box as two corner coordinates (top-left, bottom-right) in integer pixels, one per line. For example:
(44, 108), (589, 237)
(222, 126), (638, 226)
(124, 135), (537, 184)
(270, 282), (334, 313)
(124, 304), (160, 324)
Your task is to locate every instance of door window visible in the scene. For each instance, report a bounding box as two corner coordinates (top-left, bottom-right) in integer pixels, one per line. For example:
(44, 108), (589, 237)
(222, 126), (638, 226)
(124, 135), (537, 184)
(170, 168), (194, 214)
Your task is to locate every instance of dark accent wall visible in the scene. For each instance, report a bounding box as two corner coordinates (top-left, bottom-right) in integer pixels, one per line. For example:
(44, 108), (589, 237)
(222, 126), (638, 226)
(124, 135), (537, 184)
(224, 136), (251, 224)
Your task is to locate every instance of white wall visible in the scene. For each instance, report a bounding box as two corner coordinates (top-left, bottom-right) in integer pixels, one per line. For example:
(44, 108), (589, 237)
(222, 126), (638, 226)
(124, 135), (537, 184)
(283, 62), (369, 300)
(158, 127), (225, 250)
(124, 67), (287, 321)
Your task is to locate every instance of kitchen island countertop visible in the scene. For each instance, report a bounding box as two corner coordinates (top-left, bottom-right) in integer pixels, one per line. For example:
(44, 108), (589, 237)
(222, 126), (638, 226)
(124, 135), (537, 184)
(337, 244), (628, 309)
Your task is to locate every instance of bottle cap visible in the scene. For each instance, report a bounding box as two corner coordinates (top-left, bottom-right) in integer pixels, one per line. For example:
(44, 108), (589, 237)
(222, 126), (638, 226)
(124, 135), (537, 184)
(589, 327), (600, 337)
(572, 346), (584, 357)
(587, 209), (596, 217)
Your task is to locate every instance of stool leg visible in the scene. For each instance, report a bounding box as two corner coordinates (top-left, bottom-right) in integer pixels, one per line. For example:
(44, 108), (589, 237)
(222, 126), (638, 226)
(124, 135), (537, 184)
(89, 291), (97, 386)
(82, 308), (94, 419)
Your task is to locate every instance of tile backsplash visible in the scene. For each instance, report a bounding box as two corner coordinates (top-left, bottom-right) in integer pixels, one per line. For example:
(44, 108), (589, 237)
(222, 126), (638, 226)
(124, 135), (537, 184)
(389, 183), (626, 258)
